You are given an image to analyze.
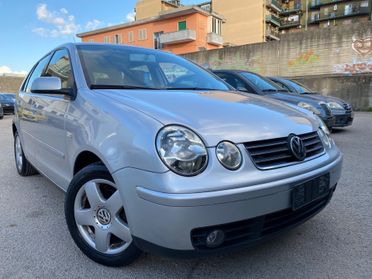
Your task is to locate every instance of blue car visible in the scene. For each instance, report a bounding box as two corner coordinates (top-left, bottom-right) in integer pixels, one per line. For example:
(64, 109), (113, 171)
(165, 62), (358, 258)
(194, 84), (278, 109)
(269, 78), (353, 128)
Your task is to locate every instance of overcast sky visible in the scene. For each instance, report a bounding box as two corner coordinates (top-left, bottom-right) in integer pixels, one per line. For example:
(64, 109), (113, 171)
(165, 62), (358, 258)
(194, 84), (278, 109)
(0, 0), (203, 75)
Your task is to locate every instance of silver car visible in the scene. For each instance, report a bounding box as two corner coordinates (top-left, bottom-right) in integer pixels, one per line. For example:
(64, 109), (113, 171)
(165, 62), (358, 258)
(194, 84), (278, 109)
(13, 43), (343, 266)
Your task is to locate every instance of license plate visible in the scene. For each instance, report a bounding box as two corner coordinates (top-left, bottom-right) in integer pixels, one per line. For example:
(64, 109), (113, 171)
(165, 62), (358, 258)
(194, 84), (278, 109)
(292, 174), (330, 210)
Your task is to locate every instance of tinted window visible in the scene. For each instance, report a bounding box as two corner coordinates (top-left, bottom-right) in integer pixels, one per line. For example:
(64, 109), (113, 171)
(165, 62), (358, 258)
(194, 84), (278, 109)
(77, 44), (229, 91)
(44, 49), (74, 89)
(216, 73), (254, 93)
(240, 72), (283, 92)
(283, 79), (312, 94)
(24, 54), (52, 93)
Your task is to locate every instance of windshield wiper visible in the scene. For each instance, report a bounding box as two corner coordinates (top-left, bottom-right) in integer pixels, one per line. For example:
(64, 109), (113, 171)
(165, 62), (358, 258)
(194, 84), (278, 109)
(90, 84), (160, 90)
(165, 87), (219, 91)
(261, 89), (279, 92)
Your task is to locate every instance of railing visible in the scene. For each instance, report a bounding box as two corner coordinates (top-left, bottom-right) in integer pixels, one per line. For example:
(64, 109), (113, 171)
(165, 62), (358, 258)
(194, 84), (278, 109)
(266, 14), (282, 26)
(265, 27), (280, 40)
(309, 5), (369, 23)
(159, 29), (196, 45)
(309, 0), (344, 9)
(280, 19), (301, 29)
(266, 0), (282, 12)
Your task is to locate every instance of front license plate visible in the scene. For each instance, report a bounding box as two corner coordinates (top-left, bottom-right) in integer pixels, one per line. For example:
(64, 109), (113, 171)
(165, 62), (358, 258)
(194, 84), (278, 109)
(292, 174), (330, 211)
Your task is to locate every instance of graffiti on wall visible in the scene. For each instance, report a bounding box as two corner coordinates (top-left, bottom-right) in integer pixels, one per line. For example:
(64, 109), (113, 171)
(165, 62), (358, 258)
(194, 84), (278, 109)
(334, 61), (372, 74)
(352, 37), (372, 56)
(334, 37), (372, 74)
(204, 52), (265, 74)
(288, 50), (320, 68)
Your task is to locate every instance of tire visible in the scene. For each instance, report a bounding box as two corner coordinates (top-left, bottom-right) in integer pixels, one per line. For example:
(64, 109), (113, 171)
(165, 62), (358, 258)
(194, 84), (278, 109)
(65, 163), (141, 267)
(14, 131), (38, 176)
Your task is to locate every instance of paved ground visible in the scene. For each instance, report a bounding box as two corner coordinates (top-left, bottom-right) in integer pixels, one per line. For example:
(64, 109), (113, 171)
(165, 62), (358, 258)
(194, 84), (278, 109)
(0, 114), (371, 279)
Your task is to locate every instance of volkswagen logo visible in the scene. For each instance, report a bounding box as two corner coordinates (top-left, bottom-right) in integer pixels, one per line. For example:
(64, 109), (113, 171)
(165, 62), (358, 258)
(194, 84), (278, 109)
(97, 208), (111, 225)
(289, 135), (306, 161)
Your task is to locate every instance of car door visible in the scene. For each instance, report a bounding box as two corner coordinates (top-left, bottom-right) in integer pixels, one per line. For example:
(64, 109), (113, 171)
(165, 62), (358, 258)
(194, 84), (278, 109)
(27, 49), (74, 188)
(18, 53), (53, 164)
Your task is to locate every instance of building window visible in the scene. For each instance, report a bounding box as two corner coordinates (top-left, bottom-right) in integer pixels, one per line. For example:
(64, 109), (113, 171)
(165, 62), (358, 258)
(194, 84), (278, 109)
(211, 17), (222, 35)
(154, 32), (164, 49)
(128, 31), (134, 43)
(88, 39), (94, 43)
(103, 36), (110, 43)
(138, 29), (147, 41)
(113, 34), (122, 44)
(178, 21), (187, 31)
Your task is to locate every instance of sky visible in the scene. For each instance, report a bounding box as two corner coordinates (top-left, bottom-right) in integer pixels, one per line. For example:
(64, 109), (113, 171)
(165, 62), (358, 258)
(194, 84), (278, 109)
(0, 0), (202, 75)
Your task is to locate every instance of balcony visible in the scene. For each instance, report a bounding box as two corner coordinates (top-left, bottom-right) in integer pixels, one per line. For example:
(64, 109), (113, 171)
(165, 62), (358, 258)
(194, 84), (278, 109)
(159, 29), (196, 45)
(281, 8), (302, 16)
(266, 0), (282, 13)
(207, 32), (223, 46)
(266, 14), (282, 27)
(280, 19), (301, 29)
(309, 0), (345, 10)
(309, 5), (369, 23)
(265, 27), (280, 40)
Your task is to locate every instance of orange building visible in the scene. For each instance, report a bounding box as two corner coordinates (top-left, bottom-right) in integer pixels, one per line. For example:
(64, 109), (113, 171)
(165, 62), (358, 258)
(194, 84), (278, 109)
(77, 6), (224, 55)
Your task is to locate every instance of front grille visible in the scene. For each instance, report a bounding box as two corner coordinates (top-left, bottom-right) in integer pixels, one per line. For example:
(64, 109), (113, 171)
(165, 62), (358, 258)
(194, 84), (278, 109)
(244, 132), (324, 169)
(191, 192), (330, 250)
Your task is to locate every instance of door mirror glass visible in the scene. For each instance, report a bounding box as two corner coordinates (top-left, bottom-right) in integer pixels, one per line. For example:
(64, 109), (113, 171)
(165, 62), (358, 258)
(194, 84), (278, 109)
(31, 77), (63, 94)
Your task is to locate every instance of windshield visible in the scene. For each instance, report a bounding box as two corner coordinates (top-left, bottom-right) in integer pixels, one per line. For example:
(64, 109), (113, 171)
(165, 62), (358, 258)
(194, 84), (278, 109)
(77, 45), (230, 91)
(239, 72), (286, 93)
(283, 79), (313, 94)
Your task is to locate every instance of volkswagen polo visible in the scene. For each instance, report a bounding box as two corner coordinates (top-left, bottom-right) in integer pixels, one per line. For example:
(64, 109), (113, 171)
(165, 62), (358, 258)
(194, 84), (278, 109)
(13, 43), (343, 266)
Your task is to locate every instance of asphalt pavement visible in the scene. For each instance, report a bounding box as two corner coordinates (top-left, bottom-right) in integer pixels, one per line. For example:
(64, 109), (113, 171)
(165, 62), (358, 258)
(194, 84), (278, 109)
(0, 114), (371, 279)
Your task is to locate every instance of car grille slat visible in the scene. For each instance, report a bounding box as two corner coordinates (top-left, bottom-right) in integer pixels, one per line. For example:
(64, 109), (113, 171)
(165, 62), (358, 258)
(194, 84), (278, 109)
(244, 132), (324, 169)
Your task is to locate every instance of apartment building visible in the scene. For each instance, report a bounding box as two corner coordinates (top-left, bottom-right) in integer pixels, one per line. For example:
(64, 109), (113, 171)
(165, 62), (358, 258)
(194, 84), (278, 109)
(77, 5), (224, 55)
(77, 0), (371, 54)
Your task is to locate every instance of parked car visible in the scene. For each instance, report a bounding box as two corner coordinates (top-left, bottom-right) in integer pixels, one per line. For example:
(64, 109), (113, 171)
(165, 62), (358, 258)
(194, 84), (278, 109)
(213, 70), (336, 129)
(269, 77), (354, 128)
(0, 103), (3, 119)
(14, 43), (342, 266)
(0, 93), (16, 114)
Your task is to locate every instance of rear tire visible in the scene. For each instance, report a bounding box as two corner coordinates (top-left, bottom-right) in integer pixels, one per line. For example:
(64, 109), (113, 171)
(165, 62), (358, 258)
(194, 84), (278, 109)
(65, 163), (141, 267)
(14, 131), (38, 176)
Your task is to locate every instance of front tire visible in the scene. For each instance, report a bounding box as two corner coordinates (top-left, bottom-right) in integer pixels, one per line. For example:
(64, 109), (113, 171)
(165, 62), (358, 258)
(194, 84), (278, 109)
(65, 164), (141, 267)
(14, 131), (38, 176)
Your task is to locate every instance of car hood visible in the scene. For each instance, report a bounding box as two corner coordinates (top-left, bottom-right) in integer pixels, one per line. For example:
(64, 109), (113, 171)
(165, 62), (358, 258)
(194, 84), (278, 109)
(300, 93), (349, 105)
(269, 92), (324, 108)
(96, 90), (318, 146)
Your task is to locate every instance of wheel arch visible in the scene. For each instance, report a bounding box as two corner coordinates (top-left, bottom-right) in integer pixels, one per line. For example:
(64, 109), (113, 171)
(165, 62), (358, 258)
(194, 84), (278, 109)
(73, 150), (108, 175)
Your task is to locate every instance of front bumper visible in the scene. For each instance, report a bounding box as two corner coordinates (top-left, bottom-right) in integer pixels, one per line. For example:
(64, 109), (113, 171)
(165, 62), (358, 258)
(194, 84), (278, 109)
(2, 105), (14, 114)
(333, 111), (354, 127)
(112, 147), (343, 254)
(321, 115), (336, 129)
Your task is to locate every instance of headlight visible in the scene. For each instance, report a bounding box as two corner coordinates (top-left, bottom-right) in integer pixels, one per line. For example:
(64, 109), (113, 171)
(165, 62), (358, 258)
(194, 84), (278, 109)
(156, 125), (208, 176)
(315, 115), (332, 148)
(216, 141), (242, 170)
(327, 102), (344, 110)
(298, 102), (321, 115)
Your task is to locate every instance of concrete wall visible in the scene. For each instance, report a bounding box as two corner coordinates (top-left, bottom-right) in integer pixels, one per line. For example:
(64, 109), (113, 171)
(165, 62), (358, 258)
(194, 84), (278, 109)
(0, 76), (24, 93)
(183, 21), (372, 110)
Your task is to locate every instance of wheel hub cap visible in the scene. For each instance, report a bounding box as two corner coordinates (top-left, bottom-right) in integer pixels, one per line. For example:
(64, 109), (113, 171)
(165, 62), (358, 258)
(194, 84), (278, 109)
(96, 208), (111, 225)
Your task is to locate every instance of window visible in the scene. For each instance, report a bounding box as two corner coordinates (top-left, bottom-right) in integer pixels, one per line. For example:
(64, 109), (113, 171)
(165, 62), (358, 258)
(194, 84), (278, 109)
(159, 63), (190, 83)
(216, 73), (253, 92)
(44, 49), (74, 89)
(88, 39), (94, 43)
(154, 32), (164, 49)
(211, 18), (222, 35)
(178, 21), (187, 31)
(138, 29), (147, 41)
(103, 36), (110, 43)
(113, 34), (122, 44)
(24, 54), (52, 93)
(128, 31), (134, 43)
(76, 44), (230, 91)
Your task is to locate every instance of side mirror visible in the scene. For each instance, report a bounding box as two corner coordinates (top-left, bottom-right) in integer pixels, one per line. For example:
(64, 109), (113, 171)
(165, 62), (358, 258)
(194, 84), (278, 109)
(31, 77), (73, 96)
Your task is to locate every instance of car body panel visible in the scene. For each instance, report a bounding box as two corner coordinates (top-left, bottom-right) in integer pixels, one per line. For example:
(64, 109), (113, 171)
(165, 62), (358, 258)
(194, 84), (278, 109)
(14, 43), (343, 254)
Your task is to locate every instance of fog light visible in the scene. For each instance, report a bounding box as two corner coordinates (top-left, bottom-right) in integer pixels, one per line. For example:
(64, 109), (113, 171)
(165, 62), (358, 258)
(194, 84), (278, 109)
(206, 229), (225, 248)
